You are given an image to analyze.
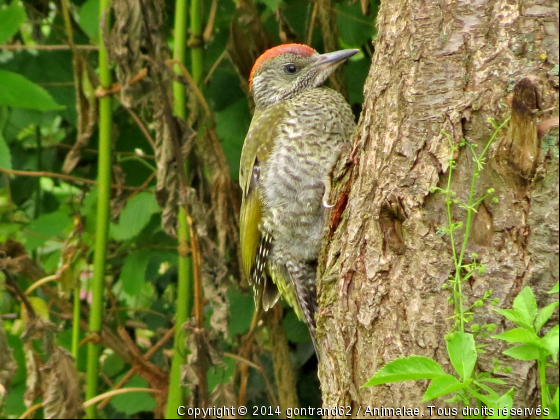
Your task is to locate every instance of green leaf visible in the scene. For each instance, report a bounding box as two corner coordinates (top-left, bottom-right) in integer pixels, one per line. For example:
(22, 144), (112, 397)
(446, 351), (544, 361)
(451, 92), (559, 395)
(111, 192), (159, 241)
(477, 377), (506, 385)
(548, 387), (559, 420)
(0, 69), (64, 111)
(78, 0), (100, 41)
(512, 286), (538, 330)
(6, 333), (25, 385)
(227, 288), (255, 336)
(0, 131), (12, 170)
(260, 0), (281, 11)
(24, 210), (72, 251)
(446, 332), (477, 380)
(207, 357), (235, 393)
(422, 375), (468, 401)
(110, 375), (155, 415)
(336, 2), (376, 47)
(493, 328), (539, 345)
(215, 99), (251, 181)
(0, 0), (26, 44)
(362, 355), (446, 387)
(493, 308), (533, 330)
(535, 301), (559, 333)
(542, 325), (559, 362)
(487, 391), (514, 419)
(549, 282), (559, 294)
(283, 309), (311, 343)
(345, 54), (370, 105)
(469, 391), (500, 410)
(502, 344), (541, 361)
(0, 50), (76, 122)
(102, 353), (125, 378)
(119, 250), (150, 295)
(2, 381), (25, 416)
(470, 387), (513, 414)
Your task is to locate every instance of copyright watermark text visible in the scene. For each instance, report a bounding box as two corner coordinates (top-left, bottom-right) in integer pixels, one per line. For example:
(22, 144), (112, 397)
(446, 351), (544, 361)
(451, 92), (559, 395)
(177, 406), (246, 418)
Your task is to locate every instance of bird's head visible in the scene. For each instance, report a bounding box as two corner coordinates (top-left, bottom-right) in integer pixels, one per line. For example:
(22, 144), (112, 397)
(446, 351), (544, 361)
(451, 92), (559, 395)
(249, 44), (359, 109)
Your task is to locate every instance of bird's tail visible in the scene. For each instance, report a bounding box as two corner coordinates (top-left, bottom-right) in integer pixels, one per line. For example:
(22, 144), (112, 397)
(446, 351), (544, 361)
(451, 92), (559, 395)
(286, 260), (320, 358)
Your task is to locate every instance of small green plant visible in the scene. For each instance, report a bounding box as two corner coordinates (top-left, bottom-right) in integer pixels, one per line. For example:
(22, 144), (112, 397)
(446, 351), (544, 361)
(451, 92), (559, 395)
(363, 118), (519, 417)
(493, 283), (559, 418)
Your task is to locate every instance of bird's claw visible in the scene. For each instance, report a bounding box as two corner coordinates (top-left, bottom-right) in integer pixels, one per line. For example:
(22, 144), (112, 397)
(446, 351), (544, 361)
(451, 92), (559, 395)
(322, 177), (335, 208)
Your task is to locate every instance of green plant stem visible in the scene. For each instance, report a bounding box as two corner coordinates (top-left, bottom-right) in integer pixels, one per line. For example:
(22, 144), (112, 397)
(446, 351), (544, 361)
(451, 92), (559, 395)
(165, 206), (192, 419)
(190, 0), (204, 89)
(539, 355), (550, 409)
(188, 0), (209, 407)
(165, 0), (193, 417)
(481, 117), (510, 161)
(85, 0), (112, 417)
(454, 158), (478, 333)
(72, 285), (80, 360)
(117, 155), (157, 172)
(456, 119), (509, 278)
(172, 1), (188, 118)
(444, 138), (462, 329)
(34, 125), (42, 221)
(448, 118), (510, 333)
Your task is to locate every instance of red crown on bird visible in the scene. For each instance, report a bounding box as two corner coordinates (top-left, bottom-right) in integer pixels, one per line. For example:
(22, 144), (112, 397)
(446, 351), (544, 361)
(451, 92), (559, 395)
(249, 44), (317, 90)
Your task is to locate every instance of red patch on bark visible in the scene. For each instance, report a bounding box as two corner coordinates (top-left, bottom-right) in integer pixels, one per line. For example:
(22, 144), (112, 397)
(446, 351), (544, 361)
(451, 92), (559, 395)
(329, 192), (349, 237)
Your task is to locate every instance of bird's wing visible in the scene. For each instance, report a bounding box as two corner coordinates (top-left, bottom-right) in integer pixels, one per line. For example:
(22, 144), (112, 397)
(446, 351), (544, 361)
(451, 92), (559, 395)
(239, 104), (287, 311)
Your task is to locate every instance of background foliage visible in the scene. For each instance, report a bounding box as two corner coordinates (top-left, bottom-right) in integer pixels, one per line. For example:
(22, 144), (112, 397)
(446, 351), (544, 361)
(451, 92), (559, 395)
(0, 0), (377, 417)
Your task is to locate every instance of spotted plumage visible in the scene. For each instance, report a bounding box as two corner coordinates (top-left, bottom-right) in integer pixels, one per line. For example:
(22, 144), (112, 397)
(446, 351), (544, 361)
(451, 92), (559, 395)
(239, 44), (357, 355)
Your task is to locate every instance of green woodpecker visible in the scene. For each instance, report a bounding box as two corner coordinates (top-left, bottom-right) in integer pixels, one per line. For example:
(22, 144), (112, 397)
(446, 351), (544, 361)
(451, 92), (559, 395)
(239, 44), (357, 352)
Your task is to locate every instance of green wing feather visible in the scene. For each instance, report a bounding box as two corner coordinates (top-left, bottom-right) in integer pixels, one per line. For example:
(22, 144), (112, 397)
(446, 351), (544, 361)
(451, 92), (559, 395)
(240, 103), (302, 318)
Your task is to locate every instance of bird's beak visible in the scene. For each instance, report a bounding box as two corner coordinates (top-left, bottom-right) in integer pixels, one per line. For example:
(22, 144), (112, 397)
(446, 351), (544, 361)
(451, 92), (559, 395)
(311, 48), (360, 70)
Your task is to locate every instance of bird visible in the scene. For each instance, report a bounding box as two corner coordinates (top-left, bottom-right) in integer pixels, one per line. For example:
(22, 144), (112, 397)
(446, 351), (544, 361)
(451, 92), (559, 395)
(239, 43), (357, 354)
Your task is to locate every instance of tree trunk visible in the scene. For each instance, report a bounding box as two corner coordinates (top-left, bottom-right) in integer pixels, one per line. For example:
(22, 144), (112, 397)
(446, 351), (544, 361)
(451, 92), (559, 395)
(317, 0), (559, 415)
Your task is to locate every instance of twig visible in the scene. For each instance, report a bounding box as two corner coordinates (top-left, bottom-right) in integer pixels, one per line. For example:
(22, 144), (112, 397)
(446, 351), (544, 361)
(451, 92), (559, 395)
(252, 350), (280, 409)
(204, 50), (227, 85)
(124, 107), (157, 151)
(1, 44), (98, 51)
(117, 327), (169, 387)
(203, 0), (219, 41)
(165, 59), (212, 117)
(25, 274), (59, 295)
(307, 1), (319, 46)
(3, 270), (37, 319)
(84, 388), (163, 408)
(97, 327), (176, 410)
(18, 402), (44, 419)
(53, 143), (155, 160)
(0, 167), (150, 192)
(131, 171), (157, 198)
(227, 348), (281, 409)
(95, 69), (148, 98)
(223, 351), (261, 370)
(38, 82), (75, 87)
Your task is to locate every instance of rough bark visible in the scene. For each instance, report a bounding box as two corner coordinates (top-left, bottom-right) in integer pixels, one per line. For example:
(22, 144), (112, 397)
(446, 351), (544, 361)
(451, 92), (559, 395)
(317, 0), (559, 415)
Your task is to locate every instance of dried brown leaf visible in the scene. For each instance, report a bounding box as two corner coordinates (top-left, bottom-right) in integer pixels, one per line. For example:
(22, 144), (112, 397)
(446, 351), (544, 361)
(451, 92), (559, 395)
(0, 322), (17, 405)
(41, 347), (85, 419)
(227, 0), (275, 94)
(62, 57), (98, 174)
(209, 383), (236, 416)
(23, 343), (42, 408)
(0, 239), (45, 280)
(277, 9), (299, 44)
(107, 0), (148, 107)
(180, 363), (199, 390)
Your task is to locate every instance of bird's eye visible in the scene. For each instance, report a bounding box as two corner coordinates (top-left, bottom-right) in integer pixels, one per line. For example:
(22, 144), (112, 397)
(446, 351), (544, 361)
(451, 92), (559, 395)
(284, 64), (298, 74)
